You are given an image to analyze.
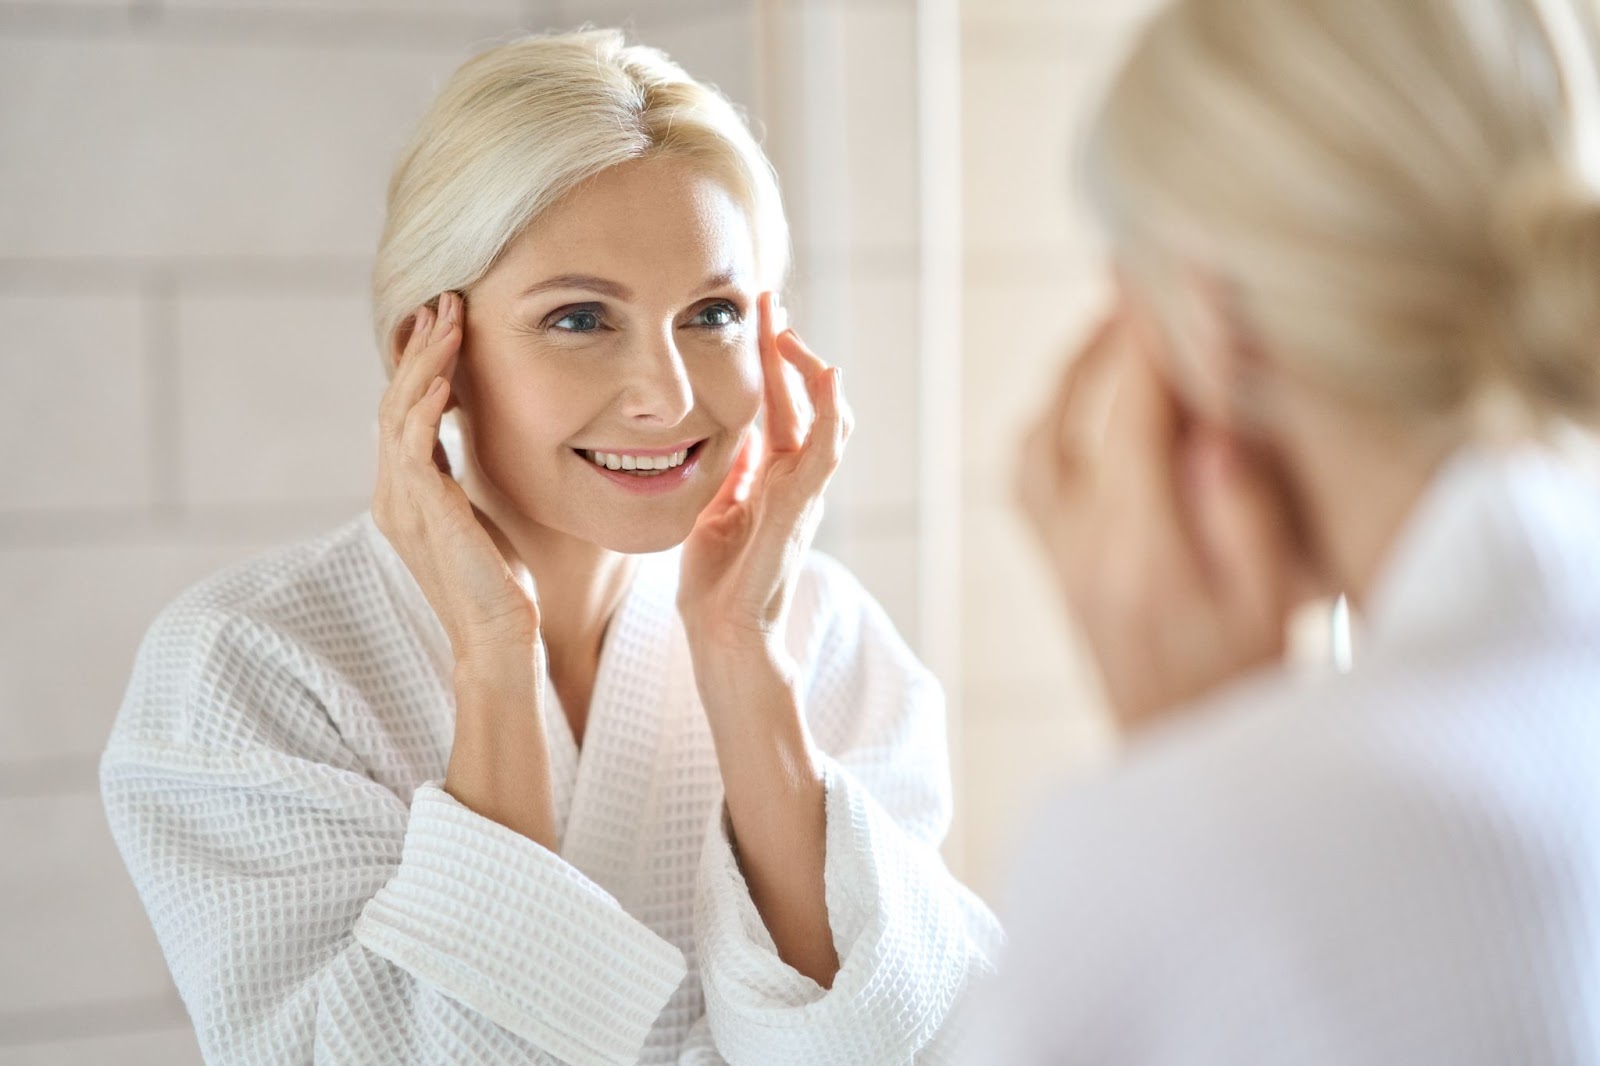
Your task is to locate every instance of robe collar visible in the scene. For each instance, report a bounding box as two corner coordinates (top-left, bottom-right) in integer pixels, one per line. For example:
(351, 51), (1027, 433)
(361, 511), (694, 903)
(1361, 441), (1600, 655)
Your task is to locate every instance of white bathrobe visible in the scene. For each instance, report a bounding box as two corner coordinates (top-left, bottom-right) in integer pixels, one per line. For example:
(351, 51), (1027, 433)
(99, 511), (1003, 1066)
(960, 444), (1600, 1065)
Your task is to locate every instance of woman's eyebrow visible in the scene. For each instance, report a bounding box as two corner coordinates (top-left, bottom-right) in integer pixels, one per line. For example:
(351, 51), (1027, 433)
(696, 269), (742, 294)
(515, 269), (745, 303)
(517, 274), (633, 301)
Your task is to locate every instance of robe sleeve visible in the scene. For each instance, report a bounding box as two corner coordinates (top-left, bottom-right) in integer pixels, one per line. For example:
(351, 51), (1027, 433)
(100, 603), (687, 1066)
(690, 555), (1005, 1066)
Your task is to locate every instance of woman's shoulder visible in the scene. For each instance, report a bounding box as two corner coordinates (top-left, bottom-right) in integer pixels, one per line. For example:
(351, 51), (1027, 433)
(140, 511), (393, 651)
(792, 547), (899, 628)
(1013, 634), (1600, 923)
(785, 548), (914, 661)
(108, 511), (410, 755)
(779, 549), (944, 739)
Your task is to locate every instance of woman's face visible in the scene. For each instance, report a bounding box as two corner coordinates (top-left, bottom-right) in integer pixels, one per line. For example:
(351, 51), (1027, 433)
(453, 156), (764, 554)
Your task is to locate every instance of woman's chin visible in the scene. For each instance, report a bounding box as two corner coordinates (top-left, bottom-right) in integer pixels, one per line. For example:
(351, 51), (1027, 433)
(590, 515), (698, 556)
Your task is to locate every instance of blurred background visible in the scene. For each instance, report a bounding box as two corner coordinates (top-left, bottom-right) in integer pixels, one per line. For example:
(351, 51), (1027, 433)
(0, 0), (1156, 1059)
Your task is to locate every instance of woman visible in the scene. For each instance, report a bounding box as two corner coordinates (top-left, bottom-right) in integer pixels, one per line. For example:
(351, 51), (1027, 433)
(967, 0), (1600, 1062)
(100, 29), (1000, 1066)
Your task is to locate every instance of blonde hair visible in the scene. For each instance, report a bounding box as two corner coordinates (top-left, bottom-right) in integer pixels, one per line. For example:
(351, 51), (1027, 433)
(1084, 0), (1600, 432)
(370, 28), (790, 376)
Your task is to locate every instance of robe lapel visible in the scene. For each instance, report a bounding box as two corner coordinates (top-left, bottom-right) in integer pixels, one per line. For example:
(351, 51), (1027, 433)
(541, 680), (580, 848)
(557, 550), (692, 909)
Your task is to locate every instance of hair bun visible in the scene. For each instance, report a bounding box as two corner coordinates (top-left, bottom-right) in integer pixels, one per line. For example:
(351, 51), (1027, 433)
(1481, 162), (1600, 423)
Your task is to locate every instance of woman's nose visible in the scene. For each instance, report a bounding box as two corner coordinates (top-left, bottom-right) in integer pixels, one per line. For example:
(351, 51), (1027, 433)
(619, 329), (695, 426)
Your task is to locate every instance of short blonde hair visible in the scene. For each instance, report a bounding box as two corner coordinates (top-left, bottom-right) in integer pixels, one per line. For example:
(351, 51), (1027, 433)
(370, 28), (790, 376)
(1085, 0), (1600, 432)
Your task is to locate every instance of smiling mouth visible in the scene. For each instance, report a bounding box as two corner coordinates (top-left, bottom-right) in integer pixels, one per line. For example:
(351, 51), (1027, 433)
(573, 441), (705, 477)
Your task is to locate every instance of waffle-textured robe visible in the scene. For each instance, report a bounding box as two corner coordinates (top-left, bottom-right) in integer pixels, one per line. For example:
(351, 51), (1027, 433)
(960, 444), (1600, 1064)
(100, 511), (1003, 1065)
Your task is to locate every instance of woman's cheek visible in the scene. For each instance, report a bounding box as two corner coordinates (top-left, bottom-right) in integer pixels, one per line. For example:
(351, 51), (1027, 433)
(732, 351), (763, 426)
(695, 339), (763, 427)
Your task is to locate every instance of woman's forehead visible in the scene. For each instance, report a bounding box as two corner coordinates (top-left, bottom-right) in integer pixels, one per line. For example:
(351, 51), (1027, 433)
(495, 158), (757, 299)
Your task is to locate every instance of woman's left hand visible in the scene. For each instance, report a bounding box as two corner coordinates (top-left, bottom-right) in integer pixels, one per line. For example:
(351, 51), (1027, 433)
(678, 292), (850, 989)
(677, 292), (854, 667)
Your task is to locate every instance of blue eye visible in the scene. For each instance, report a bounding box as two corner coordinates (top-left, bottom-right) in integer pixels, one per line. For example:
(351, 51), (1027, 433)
(694, 302), (741, 328)
(551, 308), (602, 332)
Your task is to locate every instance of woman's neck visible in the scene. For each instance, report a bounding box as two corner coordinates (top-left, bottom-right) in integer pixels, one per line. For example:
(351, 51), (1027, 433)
(1271, 390), (1459, 614)
(456, 458), (639, 720)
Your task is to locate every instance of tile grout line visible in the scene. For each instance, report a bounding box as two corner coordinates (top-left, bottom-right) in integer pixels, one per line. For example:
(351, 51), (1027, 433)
(0, 4), (533, 52)
(0, 497), (371, 548)
(0, 0), (767, 51)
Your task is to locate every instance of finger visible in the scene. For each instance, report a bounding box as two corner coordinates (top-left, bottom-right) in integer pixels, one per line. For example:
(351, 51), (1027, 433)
(758, 293), (804, 453)
(1034, 310), (1130, 495)
(776, 328), (829, 379)
(380, 304), (433, 437)
(382, 294), (461, 440)
(401, 304), (431, 363)
(1104, 323), (1187, 532)
(1187, 429), (1293, 633)
(400, 375), (452, 471)
(1011, 307), (1134, 547)
(779, 329), (830, 446)
(406, 292), (460, 387)
(797, 365), (848, 488)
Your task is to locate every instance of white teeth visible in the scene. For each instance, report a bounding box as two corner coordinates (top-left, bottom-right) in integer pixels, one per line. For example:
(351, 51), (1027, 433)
(585, 447), (694, 472)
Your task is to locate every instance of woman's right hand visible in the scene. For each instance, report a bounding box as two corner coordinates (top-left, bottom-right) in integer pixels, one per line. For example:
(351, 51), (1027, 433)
(1015, 294), (1306, 735)
(371, 290), (541, 660)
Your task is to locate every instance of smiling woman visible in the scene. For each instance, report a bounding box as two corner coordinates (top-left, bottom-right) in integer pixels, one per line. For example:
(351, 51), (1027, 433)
(98, 27), (1000, 1066)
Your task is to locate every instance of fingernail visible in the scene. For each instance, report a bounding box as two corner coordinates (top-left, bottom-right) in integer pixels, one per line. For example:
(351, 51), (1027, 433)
(444, 291), (457, 325)
(832, 366), (843, 398)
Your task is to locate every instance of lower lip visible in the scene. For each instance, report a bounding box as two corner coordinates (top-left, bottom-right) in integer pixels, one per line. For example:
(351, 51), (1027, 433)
(576, 444), (702, 496)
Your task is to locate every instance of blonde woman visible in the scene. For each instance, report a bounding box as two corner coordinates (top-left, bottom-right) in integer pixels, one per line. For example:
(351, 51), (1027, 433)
(967, 0), (1600, 1061)
(100, 29), (1000, 1066)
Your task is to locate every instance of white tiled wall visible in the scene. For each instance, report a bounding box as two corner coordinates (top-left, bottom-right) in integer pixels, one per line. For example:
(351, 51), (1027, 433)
(0, 0), (932, 1058)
